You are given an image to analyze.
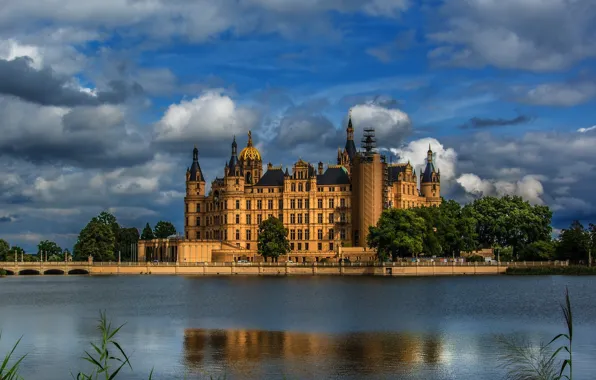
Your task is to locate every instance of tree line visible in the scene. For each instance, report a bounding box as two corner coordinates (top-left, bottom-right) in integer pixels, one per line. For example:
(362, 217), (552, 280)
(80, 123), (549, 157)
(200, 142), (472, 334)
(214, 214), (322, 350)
(0, 211), (177, 262)
(368, 195), (595, 263)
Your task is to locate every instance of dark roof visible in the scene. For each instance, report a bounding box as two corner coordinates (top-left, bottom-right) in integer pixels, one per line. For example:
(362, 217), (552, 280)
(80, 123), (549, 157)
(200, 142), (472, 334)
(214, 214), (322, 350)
(189, 147), (204, 181)
(227, 154), (240, 176)
(317, 166), (350, 185)
(254, 168), (285, 187)
(345, 139), (357, 160)
(422, 162), (436, 183)
(388, 165), (407, 183)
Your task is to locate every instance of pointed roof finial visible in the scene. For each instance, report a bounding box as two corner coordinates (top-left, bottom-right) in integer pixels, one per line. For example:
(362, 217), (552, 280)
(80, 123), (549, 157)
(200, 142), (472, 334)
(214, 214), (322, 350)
(428, 143), (432, 151)
(247, 130), (253, 147)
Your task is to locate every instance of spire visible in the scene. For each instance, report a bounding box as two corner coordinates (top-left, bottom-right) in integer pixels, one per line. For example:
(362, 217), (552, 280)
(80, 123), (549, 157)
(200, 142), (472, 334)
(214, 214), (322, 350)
(228, 136), (239, 176)
(247, 130), (253, 147)
(232, 135), (237, 154)
(427, 144), (433, 163)
(344, 109), (357, 160)
(193, 145), (198, 161)
(347, 108), (354, 140)
(189, 145), (204, 181)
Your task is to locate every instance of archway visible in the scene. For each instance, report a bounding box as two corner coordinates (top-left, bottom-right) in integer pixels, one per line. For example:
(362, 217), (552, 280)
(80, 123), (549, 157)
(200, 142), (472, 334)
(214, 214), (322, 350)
(19, 269), (40, 275)
(1, 269), (15, 275)
(68, 269), (90, 275)
(44, 269), (65, 275)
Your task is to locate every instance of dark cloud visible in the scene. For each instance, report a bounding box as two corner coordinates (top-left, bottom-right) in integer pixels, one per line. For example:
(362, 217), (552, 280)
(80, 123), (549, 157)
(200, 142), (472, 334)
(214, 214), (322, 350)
(0, 57), (144, 106)
(0, 214), (18, 223)
(459, 115), (533, 129)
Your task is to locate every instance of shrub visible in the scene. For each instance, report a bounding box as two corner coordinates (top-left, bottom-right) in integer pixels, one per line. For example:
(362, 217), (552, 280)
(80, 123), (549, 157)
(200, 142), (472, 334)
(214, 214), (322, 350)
(506, 266), (596, 275)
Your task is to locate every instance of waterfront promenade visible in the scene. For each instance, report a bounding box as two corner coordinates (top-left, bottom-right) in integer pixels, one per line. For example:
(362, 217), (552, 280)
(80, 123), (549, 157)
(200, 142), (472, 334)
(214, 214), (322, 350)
(0, 260), (567, 277)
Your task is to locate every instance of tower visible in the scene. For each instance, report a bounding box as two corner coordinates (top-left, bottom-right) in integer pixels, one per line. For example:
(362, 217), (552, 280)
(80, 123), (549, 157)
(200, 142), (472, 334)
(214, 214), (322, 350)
(420, 145), (441, 204)
(185, 145), (206, 240)
(351, 128), (386, 247)
(339, 109), (357, 169)
(238, 130), (263, 185)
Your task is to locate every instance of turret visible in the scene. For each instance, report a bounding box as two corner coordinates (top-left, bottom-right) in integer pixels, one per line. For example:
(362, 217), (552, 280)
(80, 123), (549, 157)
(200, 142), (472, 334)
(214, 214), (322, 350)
(318, 162), (324, 175)
(186, 145), (205, 196)
(344, 109), (357, 161)
(420, 144), (440, 200)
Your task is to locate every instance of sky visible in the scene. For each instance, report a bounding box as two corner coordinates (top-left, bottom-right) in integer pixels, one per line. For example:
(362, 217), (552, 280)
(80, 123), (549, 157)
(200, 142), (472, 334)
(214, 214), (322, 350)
(1, 0), (596, 252)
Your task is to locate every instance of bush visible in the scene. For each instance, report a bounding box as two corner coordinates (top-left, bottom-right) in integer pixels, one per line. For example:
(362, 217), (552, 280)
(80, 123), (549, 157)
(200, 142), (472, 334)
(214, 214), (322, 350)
(506, 266), (596, 275)
(0, 268), (6, 276)
(466, 255), (485, 263)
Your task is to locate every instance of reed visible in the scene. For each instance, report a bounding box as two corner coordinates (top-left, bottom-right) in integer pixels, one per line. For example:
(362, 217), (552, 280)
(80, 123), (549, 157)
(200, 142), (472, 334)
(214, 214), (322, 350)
(0, 332), (27, 380)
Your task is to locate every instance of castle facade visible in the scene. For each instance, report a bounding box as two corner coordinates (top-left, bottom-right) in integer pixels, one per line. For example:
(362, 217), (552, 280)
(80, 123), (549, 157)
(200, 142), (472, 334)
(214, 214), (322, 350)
(170, 111), (441, 263)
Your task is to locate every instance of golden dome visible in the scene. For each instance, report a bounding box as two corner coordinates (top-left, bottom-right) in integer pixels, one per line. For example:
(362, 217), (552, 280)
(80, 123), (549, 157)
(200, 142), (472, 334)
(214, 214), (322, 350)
(239, 130), (262, 161)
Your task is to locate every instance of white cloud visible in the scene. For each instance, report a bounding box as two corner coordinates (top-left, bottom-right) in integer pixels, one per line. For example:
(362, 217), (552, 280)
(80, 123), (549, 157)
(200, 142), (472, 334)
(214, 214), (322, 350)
(351, 103), (412, 145)
(578, 125), (596, 133)
(457, 173), (545, 205)
(0, 39), (43, 69)
(154, 91), (259, 143)
(517, 81), (596, 107)
(390, 137), (458, 184)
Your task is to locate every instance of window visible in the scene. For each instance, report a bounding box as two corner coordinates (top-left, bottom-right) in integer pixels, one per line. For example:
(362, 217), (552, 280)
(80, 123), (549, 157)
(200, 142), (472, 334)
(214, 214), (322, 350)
(298, 199), (303, 209)
(268, 200), (273, 210)
(340, 213), (346, 222)
(329, 242), (334, 251)
(299, 183), (304, 192)
(197, 203), (201, 212)
(290, 230), (296, 240)
(235, 179), (239, 185)
(257, 200), (262, 210)
(236, 214), (240, 224)
(340, 198), (346, 207)
(317, 242), (322, 251)
(305, 199), (309, 208)
(246, 200), (251, 210)
(246, 230), (252, 240)
(247, 243), (250, 250)
(246, 215), (251, 224)
(197, 217), (201, 226)
(290, 199), (296, 209)
(298, 214), (303, 223)
(278, 213), (283, 221)
(318, 187), (323, 192)
(291, 183), (296, 191)
(305, 243), (309, 251)
(297, 242), (302, 251)
(317, 198), (323, 208)
(224, 215), (228, 224)
(329, 213), (334, 223)
(298, 230), (303, 240)
(186, 203), (189, 213)
(329, 187), (335, 192)
(290, 242), (295, 250)
(305, 229), (310, 240)
(318, 213), (323, 223)
(318, 229), (323, 240)
(290, 214), (296, 224)
(328, 229), (334, 240)
(235, 230), (240, 240)
(197, 231), (201, 240)
(236, 200), (240, 209)
(186, 217), (188, 226)
(257, 214), (263, 225)
(279, 199), (283, 209)
(329, 199), (334, 208)
(340, 229), (346, 240)
(305, 214), (309, 223)
(306, 183), (310, 191)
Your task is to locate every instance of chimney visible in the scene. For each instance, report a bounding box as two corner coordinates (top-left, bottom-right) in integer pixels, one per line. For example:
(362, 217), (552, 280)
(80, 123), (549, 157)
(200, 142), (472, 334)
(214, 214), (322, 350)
(318, 162), (324, 175)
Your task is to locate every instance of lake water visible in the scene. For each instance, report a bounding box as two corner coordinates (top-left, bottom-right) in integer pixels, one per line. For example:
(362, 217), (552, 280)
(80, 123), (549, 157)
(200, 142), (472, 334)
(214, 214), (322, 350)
(1, 275), (595, 379)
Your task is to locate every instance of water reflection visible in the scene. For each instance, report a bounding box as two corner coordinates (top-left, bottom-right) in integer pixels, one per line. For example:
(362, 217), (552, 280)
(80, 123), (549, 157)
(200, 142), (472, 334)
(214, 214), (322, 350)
(183, 329), (446, 378)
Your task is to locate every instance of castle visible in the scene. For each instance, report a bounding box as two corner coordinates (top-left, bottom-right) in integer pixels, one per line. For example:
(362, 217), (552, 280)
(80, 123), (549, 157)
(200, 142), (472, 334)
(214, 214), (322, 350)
(138, 111), (441, 263)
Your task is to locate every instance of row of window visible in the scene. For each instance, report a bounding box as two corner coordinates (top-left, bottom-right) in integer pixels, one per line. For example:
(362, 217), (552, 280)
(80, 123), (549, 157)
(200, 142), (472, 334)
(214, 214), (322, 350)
(289, 242), (334, 251)
(185, 197), (349, 214)
(188, 229), (344, 247)
(186, 211), (349, 227)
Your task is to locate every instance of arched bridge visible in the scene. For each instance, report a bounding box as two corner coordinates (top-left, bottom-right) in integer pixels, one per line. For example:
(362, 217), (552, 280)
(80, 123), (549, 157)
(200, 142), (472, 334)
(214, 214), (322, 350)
(0, 262), (93, 275)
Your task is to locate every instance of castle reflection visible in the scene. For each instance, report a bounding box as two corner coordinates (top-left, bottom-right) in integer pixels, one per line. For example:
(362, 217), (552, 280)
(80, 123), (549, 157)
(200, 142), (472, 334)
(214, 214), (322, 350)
(183, 329), (446, 378)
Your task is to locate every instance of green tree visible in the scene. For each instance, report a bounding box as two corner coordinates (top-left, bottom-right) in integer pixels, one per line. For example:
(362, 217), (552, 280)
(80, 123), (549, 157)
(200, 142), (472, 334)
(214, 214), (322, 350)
(0, 239), (9, 261)
(73, 217), (116, 262)
(518, 240), (556, 261)
(153, 221), (176, 238)
(116, 227), (140, 261)
(140, 223), (154, 240)
(557, 220), (590, 262)
(367, 208), (426, 261)
(257, 217), (290, 260)
(6, 246), (25, 261)
(37, 240), (63, 261)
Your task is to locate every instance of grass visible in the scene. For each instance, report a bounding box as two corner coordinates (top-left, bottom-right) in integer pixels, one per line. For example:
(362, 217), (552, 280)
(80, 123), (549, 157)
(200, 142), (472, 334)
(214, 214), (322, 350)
(498, 287), (574, 380)
(0, 332), (27, 380)
(506, 266), (596, 275)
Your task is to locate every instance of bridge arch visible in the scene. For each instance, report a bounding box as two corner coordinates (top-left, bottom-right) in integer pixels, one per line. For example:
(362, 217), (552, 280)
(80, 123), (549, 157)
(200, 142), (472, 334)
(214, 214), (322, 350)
(1, 269), (15, 275)
(44, 269), (65, 275)
(68, 269), (89, 275)
(19, 269), (41, 275)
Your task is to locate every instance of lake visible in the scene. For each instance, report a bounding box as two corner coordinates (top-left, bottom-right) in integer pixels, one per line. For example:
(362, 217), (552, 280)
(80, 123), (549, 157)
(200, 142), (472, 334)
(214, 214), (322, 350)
(0, 275), (595, 379)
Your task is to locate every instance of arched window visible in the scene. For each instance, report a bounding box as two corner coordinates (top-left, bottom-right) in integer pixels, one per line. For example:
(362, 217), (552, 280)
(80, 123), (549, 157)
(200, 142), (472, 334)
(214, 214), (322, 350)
(298, 183), (303, 192)
(291, 183), (296, 191)
(236, 230), (240, 240)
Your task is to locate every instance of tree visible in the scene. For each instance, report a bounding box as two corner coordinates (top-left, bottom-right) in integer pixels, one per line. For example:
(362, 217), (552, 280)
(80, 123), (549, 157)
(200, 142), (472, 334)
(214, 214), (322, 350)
(73, 217), (116, 262)
(153, 221), (176, 239)
(37, 240), (63, 261)
(557, 220), (590, 262)
(367, 208), (426, 261)
(518, 240), (556, 261)
(140, 223), (154, 240)
(0, 239), (9, 261)
(6, 246), (25, 262)
(257, 217), (290, 260)
(116, 227), (140, 261)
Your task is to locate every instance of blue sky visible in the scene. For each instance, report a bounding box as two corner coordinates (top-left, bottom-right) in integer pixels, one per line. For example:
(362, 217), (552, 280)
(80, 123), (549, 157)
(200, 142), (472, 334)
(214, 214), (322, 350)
(0, 0), (595, 252)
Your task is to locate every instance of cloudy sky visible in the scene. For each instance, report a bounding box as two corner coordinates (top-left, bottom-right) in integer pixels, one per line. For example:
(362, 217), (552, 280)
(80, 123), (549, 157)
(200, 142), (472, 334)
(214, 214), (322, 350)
(1, 0), (595, 252)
